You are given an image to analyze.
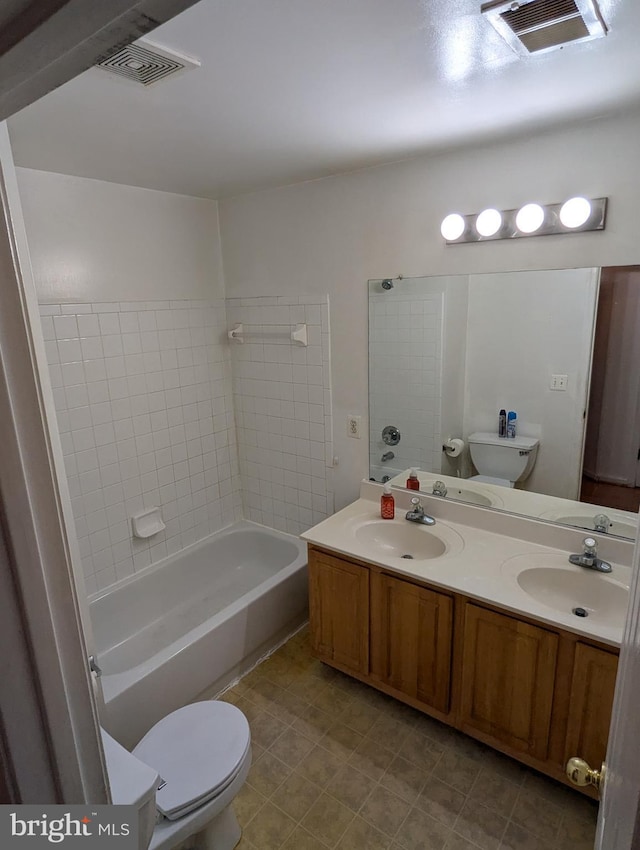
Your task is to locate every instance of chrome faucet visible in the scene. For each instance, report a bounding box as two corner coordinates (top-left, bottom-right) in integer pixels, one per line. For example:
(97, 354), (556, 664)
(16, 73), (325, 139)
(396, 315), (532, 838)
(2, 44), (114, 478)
(593, 514), (611, 534)
(569, 537), (612, 573)
(405, 496), (436, 526)
(432, 480), (448, 497)
(381, 451), (395, 462)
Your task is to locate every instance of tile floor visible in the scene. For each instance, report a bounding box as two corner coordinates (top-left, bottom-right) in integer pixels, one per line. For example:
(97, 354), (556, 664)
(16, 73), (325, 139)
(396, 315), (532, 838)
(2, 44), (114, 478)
(218, 627), (598, 850)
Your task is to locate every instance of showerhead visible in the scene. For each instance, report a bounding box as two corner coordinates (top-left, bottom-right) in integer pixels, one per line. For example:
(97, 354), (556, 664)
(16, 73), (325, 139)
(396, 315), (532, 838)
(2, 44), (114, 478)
(381, 279), (394, 291)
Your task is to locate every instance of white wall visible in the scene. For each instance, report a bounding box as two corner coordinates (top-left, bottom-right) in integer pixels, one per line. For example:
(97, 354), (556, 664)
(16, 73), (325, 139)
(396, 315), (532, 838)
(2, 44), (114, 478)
(15, 168), (224, 302)
(219, 108), (640, 508)
(463, 269), (599, 499)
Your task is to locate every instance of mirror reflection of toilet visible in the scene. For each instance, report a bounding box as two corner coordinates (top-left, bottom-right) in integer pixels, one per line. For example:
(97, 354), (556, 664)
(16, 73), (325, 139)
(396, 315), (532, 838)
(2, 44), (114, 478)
(468, 432), (540, 489)
(102, 701), (251, 850)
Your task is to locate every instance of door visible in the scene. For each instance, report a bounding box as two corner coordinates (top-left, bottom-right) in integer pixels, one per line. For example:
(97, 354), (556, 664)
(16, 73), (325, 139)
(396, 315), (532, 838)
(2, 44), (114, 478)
(309, 549), (369, 675)
(0, 124), (107, 801)
(459, 604), (559, 761)
(370, 572), (453, 714)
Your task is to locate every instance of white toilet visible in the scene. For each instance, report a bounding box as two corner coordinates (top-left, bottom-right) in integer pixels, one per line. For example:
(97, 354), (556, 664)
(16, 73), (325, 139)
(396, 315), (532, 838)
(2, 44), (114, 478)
(102, 701), (252, 850)
(468, 432), (539, 488)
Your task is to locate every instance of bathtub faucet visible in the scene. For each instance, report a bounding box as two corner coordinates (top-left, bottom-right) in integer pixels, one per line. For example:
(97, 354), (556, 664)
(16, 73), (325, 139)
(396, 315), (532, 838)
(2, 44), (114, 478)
(381, 451), (395, 462)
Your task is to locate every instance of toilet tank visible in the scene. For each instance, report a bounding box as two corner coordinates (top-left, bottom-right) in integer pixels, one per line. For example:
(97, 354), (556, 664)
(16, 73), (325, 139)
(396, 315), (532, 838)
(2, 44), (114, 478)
(101, 729), (159, 850)
(468, 432), (539, 482)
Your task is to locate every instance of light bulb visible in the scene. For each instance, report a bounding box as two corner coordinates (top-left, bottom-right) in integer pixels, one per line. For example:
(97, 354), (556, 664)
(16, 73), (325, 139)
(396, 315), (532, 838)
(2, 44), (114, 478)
(560, 197), (592, 229)
(475, 208), (502, 237)
(440, 213), (465, 241)
(516, 203), (545, 234)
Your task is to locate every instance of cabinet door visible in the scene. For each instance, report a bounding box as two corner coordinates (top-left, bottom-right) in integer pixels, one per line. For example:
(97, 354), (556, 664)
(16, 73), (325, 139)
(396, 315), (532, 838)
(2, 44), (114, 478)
(308, 550), (369, 675)
(459, 604), (558, 761)
(565, 642), (618, 769)
(371, 572), (453, 714)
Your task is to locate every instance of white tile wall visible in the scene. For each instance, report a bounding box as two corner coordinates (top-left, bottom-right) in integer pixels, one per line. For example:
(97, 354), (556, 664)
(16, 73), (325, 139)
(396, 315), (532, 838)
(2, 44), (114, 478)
(41, 299), (242, 594)
(369, 283), (443, 479)
(227, 296), (333, 535)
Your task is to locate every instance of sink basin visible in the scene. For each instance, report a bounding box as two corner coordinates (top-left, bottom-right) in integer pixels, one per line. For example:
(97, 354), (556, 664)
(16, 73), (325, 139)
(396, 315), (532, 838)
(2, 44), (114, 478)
(502, 554), (629, 627)
(550, 514), (637, 539)
(440, 487), (493, 507)
(354, 520), (447, 560)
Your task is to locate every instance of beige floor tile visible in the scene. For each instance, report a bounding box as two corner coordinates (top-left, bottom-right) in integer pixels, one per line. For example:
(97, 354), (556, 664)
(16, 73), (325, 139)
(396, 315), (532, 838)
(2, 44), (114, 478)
(281, 825), (329, 850)
(500, 821), (555, 850)
(327, 762), (378, 812)
(469, 768), (520, 818)
(269, 727), (316, 768)
(313, 683), (354, 715)
(337, 816), (392, 850)
(320, 721), (364, 760)
(417, 777), (467, 827)
(273, 688), (312, 725)
(292, 703), (336, 742)
(301, 791), (355, 847)
(433, 749), (482, 795)
(453, 798), (508, 850)
(250, 711), (290, 749)
(556, 808), (597, 850)
(395, 806), (452, 850)
(443, 834), (483, 850)
(360, 785), (412, 837)
(380, 755), (430, 805)
(246, 750), (292, 798)
(510, 791), (562, 843)
(338, 697), (381, 735)
(271, 769), (323, 822)
(247, 677), (288, 713)
(368, 714), (414, 750)
(398, 729), (445, 770)
(234, 783), (267, 827)
(242, 800), (297, 850)
(297, 743), (345, 788)
(348, 735), (396, 781)
(289, 670), (334, 703)
(411, 713), (460, 749)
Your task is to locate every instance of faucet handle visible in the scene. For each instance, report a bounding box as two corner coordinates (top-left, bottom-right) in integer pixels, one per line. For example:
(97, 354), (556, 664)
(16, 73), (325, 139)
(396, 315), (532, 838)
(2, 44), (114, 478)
(583, 537), (597, 556)
(410, 496), (421, 507)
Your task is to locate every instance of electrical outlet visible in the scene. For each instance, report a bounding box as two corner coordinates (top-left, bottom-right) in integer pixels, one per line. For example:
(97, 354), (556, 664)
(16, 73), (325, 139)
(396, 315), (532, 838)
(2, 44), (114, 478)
(347, 414), (361, 438)
(550, 374), (568, 391)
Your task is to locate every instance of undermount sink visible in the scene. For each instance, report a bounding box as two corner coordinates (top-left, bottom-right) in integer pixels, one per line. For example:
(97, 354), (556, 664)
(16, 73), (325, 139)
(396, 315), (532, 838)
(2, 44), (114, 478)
(550, 514), (637, 539)
(502, 554), (629, 627)
(354, 520), (447, 561)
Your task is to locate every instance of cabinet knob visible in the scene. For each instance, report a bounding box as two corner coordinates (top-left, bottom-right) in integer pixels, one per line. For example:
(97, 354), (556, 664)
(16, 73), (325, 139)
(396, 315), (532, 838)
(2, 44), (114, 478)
(565, 756), (604, 792)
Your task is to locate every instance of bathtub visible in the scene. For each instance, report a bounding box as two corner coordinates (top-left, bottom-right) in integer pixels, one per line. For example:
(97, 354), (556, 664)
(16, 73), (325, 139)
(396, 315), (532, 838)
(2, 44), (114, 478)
(90, 520), (308, 748)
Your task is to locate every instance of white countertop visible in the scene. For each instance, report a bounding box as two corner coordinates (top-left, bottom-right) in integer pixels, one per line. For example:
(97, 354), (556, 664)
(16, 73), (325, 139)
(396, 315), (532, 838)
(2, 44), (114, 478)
(301, 482), (633, 648)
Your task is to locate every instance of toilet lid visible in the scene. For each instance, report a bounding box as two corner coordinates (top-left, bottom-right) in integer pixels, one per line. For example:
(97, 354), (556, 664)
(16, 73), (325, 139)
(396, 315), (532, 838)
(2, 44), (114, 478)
(132, 701), (251, 820)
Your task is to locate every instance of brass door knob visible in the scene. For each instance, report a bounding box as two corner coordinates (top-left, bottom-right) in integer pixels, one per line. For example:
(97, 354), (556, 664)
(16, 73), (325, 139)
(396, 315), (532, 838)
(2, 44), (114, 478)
(566, 757), (604, 791)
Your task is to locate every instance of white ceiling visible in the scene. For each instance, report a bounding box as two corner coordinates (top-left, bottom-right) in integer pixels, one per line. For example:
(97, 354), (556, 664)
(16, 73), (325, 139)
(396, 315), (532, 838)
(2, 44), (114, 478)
(7, 0), (640, 199)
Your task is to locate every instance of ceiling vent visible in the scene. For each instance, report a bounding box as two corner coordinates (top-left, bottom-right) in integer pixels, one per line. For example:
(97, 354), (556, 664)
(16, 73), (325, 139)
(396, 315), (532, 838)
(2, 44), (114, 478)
(94, 39), (200, 87)
(481, 0), (608, 55)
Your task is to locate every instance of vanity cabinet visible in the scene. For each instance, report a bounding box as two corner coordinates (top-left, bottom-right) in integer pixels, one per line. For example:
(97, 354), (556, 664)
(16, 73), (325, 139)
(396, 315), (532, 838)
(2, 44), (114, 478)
(307, 544), (619, 793)
(308, 549), (369, 675)
(458, 604), (559, 761)
(370, 572), (453, 715)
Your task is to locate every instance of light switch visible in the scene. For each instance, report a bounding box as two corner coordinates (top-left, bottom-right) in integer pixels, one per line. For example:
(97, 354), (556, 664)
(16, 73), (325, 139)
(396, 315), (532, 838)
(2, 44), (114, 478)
(550, 374), (568, 391)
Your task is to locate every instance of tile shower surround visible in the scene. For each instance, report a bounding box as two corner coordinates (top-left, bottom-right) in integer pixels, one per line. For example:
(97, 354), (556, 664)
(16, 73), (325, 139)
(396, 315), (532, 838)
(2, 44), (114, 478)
(40, 296), (333, 594)
(369, 284), (443, 478)
(227, 296), (333, 534)
(40, 298), (241, 595)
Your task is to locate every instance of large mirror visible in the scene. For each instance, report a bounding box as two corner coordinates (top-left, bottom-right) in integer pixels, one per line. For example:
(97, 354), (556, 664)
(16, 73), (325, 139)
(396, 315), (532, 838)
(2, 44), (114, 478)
(368, 267), (640, 540)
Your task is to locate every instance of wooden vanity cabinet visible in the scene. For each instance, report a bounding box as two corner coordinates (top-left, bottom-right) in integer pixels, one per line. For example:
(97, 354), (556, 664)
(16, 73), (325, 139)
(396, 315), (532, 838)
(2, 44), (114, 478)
(370, 571), (453, 715)
(307, 544), (619, 792)
(458, 604), (559, 761)
(308, 548), (369, 675)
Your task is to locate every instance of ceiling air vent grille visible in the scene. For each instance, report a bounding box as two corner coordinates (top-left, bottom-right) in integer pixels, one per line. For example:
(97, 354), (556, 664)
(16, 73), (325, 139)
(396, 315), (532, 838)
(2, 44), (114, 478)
(481, 0), (607, 55)
(95, 39), (200, 87)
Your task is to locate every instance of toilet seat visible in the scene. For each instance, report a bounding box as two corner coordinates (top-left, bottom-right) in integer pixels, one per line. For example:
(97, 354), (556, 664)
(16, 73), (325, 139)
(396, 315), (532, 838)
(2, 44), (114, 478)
(133, 701), (251, 821)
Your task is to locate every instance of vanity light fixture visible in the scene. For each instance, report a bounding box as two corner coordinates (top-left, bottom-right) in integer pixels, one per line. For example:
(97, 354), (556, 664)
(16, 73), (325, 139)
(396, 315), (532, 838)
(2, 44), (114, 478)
(441, 197), (607, 244)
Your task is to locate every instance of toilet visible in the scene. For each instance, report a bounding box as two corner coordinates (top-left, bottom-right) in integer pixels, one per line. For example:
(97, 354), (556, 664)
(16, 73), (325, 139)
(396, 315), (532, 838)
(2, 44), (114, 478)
(102, 701), (252, 850)
(468, 432), (539, 488)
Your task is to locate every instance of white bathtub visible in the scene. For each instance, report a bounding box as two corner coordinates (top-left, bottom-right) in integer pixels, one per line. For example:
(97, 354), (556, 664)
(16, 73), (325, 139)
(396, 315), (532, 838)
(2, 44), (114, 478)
(90, 521), (308, 748)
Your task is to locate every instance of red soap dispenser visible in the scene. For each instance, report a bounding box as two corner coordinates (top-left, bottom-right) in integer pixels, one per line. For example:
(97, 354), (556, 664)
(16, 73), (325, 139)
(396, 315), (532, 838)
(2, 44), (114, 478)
(380, 483), (395, 519)
(406, 468), (420, 490)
